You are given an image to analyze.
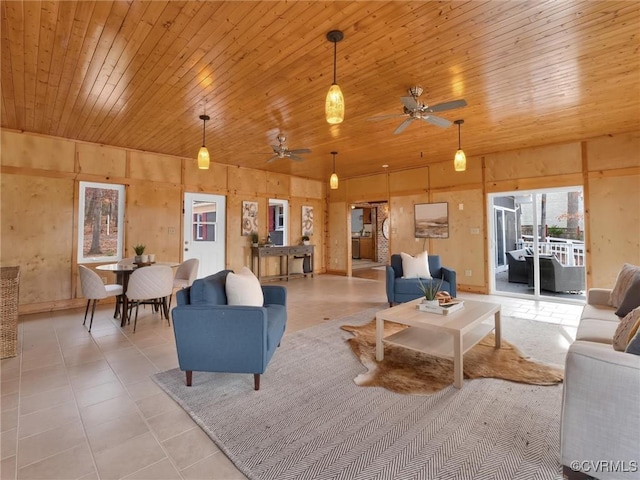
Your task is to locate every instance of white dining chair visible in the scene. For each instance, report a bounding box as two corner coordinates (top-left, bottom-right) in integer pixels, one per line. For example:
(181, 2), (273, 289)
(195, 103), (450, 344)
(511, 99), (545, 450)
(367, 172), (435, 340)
(125, 265), (174, 333)
(169, 258), (199, 309)
(78, 265), (123, 332)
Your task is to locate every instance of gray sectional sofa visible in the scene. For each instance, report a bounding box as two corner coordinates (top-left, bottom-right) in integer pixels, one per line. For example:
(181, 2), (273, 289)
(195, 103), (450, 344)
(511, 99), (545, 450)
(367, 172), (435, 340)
(560, 288), (640, 479)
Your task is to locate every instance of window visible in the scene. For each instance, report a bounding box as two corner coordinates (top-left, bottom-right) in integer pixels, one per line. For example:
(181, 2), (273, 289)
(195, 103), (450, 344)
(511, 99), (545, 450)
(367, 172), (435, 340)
(77, 182), (125, 263)
(192, 201), (217, 242)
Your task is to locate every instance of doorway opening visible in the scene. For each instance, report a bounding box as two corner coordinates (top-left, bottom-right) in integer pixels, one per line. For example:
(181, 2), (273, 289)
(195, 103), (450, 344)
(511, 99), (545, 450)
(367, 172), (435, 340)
(489, 187), (586, 303)
(350, 201), (389, 273)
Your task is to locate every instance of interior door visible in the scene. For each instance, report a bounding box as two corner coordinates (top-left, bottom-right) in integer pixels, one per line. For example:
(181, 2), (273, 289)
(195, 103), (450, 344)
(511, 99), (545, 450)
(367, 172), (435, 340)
(183, 193), (226, 278)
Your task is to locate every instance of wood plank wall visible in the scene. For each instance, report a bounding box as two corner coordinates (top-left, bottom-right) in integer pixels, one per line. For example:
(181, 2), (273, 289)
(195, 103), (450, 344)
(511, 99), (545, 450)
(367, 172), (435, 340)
(1, 129), (638, 312)
(0, 130), (325, 313)
(328, 131), (640, 292)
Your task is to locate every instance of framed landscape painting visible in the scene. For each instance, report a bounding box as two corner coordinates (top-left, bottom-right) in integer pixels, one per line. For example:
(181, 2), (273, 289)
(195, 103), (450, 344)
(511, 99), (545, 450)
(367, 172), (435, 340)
(414, 202), (449, 238)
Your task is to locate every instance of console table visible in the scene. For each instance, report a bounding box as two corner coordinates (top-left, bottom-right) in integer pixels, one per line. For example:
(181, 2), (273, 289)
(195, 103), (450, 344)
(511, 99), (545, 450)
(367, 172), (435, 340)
(251, 245), (314, 281)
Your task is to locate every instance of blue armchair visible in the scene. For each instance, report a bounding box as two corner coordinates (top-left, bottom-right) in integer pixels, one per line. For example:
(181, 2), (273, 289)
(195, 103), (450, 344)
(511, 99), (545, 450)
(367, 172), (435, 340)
(172, 269), (287, 390)
(386, 254), (457, 306)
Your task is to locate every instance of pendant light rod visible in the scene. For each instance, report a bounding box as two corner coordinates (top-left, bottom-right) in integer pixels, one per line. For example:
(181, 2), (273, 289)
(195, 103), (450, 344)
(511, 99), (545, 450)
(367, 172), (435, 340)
(200, 114), (210, 146)
(331, 151), (337, 170)
(454, 119), (464, 149)
(326, 30), (343, 85)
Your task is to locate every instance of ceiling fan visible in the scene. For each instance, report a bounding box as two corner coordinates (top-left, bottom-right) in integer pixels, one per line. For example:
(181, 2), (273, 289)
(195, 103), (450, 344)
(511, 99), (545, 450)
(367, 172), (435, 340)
(369, 86), (467, 134)
(267, 134), (311, 163)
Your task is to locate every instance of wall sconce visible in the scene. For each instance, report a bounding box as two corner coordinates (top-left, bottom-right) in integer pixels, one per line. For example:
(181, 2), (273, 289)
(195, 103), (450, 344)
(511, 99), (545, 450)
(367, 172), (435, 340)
(197, 114), (210, 169)
(325, 30), (344, 125)
(329, 151), (339, 190)
(453, 119), (466, 172)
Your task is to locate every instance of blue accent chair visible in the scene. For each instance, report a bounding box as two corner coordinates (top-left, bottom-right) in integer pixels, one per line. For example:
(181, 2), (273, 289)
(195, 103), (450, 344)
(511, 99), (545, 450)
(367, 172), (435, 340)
(172, 269), (287, 390)
(385, 254), (457, 306)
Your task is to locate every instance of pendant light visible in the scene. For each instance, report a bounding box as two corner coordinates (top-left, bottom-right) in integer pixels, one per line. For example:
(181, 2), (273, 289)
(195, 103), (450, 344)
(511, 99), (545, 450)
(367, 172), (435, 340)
(329, 151), (339, 189)
(453, 119), (466, 172)
(325, 30), (344, 124)
(197, 114), (210, 169)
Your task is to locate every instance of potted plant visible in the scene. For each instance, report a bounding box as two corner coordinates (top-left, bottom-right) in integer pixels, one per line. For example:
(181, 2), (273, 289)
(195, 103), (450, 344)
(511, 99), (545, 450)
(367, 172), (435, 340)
(301, 235), (310, 246)
(133, 244), (146, 263)
(418, 277), (443, 307)
(250, 232), (259, 247)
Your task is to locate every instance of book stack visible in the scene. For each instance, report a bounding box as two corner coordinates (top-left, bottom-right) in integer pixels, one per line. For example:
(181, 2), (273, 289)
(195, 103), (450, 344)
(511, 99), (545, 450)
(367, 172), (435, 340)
(417, 300), (464, 315)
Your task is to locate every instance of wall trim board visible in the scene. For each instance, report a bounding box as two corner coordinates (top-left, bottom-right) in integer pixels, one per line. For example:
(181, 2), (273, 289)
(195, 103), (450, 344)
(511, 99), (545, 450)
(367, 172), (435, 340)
(325, 269), (347, 276)
(18, 298), (95, 315)
(587, 166), (640, 178)
(581, 142), (592, 291)
(383, 188), (428, 197)
(429, 182), (483, 193)
(485, 173), (584, 193)
(457, 285), (489, 294)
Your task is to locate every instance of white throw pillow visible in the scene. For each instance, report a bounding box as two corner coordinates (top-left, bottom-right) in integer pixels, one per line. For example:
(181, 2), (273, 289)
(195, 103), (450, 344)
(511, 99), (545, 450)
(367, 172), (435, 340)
(400, 251), (431, 279)
(225, 266), (264, 306)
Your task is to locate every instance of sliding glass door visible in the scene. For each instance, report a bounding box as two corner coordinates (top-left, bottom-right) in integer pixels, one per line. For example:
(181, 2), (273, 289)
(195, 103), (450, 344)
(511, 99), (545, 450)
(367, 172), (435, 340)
(489, 187), (586, 302)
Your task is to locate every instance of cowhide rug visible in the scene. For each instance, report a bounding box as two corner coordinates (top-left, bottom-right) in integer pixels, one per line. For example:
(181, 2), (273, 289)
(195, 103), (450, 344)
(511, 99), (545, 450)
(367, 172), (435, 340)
(341, 319), (563, 395)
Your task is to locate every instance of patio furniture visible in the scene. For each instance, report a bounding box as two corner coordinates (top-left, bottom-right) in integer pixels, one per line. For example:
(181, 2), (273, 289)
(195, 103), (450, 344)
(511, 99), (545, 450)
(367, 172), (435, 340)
(506, 249), (529, 284)
(525, 255), (585, 293)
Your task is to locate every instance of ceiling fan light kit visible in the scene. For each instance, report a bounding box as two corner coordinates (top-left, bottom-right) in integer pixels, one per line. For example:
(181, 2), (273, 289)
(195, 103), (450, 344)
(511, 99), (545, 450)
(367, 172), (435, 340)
(325, 30), (344, 125)
(329, 151), (339, 189)
(454, 119), (466, 172)
(197, 114), (211, 170)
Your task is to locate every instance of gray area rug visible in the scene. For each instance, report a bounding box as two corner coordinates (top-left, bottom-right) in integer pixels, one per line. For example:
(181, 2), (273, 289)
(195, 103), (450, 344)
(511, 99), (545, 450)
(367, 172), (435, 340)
(153, 307), (567, 480)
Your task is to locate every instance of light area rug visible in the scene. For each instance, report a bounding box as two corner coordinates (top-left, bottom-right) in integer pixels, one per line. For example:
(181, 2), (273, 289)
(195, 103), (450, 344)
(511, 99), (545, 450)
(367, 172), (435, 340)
(153, 307), (568, 480)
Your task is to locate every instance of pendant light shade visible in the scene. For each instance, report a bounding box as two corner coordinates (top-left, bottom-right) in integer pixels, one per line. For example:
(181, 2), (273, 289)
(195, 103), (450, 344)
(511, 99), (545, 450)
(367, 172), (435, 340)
(325, 30), (344, 125)
(453, 119), (466, 172)
(198, 114), (210, 170)
(329, 151), (339, 189)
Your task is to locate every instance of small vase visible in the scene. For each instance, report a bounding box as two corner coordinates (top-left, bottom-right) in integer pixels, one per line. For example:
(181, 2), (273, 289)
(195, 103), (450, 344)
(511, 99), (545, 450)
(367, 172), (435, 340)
(140, 254), (149, 263)
(147, 254), (155, 263)
(303, 240), (310, 245)
(134, 255), (142, 263)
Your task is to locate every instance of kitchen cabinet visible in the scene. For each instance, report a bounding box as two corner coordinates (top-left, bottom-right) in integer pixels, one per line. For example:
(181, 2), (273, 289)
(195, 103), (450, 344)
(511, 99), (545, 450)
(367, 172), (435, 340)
(359, 237), (374, 259)
(363, 208), (372, 224)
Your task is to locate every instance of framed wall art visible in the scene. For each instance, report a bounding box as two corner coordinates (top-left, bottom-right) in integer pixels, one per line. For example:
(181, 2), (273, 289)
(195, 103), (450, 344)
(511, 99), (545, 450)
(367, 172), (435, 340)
(414, 202), (449, 238)
(301, 205), (313, 237)
(242, 200), (258, 236)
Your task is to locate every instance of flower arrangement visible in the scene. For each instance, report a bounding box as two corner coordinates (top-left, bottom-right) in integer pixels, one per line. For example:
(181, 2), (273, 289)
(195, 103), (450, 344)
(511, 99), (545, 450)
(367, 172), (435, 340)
(301, 235), (310, 245)
(418, 277), (443, 301)
(133, 244), (146, 255)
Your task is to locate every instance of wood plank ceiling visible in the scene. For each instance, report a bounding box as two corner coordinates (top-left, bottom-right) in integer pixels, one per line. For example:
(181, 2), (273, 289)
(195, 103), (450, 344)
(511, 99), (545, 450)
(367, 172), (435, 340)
(2, 1), (639, 181)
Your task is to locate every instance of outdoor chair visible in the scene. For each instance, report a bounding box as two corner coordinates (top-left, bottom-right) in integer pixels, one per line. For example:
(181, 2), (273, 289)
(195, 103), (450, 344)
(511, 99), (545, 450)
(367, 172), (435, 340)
(526, 255), (585, 293)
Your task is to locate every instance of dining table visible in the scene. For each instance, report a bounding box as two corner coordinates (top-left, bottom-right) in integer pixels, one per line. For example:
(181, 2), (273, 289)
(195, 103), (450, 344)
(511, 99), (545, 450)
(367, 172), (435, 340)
(96, 262), (179, 327)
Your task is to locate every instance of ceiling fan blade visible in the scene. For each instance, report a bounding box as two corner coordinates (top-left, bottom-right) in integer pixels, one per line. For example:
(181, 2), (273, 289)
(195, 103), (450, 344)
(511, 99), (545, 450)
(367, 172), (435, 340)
(400, 96), (419, 111)
(394, 117), (414, 134)
(421, 115), (452, 128)
(267, 155), (279, 163)
(289, 154), (304, 162)
(427, 99), (467, 113)
(288, 148), (311, 154)
(367, 114), (407, 121)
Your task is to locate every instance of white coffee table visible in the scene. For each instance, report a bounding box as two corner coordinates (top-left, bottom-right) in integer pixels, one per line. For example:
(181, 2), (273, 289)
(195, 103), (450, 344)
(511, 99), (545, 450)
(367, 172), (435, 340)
(376, 298), (501, 388)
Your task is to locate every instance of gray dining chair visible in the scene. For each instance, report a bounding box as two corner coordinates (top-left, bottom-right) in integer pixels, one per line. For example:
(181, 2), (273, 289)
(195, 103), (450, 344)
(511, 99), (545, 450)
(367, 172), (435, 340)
(78, 265), (123, 332)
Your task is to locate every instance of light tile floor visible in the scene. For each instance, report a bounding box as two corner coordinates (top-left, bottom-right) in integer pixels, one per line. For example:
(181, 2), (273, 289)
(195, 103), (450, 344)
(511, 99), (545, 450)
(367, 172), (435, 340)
(0, 271), (583, 480)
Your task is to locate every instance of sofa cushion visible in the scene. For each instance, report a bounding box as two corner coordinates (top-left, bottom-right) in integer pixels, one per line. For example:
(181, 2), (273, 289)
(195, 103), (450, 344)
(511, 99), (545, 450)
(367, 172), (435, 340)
(576, 318), (619, 344)
(613, 307), (640, 351)
(226, 266), (264, 306)
(615, 275), (640, 317)
(581, 303), (620, 323)
(400, 251), (431, 279)
(609, 263), (640, 308)
(189, 270), (231, 305)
